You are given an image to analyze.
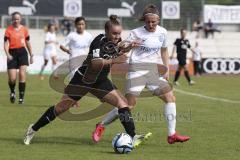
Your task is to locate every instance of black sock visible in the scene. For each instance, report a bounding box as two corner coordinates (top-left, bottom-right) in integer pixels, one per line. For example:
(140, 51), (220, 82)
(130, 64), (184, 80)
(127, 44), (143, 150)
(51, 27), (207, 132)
(118, 107), (135, 138)
(19, 82), (26, 99)
(174, 71), (180, 82)
(8, 81), (15, 93)
(184, 71), (191, 82)
(32, 106), (56, 131)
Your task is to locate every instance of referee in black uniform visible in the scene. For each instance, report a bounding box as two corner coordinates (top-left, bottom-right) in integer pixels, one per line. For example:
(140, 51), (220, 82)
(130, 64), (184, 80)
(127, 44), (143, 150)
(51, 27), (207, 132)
(171, 28), (195, 85)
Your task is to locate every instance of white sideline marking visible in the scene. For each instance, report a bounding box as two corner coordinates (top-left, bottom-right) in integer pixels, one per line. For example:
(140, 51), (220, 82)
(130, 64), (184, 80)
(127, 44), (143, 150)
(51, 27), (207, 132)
(174, 88), (240, 104)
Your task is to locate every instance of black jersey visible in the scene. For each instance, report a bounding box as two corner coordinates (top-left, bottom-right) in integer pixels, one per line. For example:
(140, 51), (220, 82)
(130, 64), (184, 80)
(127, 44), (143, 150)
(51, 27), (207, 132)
(174, 38), (191, 59)
(78, 34), (119, 80)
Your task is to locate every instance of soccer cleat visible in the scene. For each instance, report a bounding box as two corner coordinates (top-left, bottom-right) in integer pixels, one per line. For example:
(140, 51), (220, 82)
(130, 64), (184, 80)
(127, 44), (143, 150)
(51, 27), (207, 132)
(19, 99), (24, 104)
(10, 93), (16, 103)
(167, 132), (190, 144)
(39, 75), (44, 80)
(133, 132), (152, 148)
(173, 81), (180, 86)
(23, 124), (36, 145)
(92, 123), (105, 143)
(189, 80), (196, 85)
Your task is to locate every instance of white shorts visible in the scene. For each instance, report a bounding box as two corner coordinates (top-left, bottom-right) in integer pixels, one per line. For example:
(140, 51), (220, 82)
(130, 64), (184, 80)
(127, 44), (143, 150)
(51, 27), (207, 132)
(43, 48), (57, 60)
(126, 64), (172, 96)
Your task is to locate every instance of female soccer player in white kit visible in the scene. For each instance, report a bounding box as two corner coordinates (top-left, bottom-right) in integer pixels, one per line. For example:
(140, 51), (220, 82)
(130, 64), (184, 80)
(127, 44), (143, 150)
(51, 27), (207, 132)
(92, 4), (190, 145)
(39, 23), (58, 79)
(60, 17), (92, 79)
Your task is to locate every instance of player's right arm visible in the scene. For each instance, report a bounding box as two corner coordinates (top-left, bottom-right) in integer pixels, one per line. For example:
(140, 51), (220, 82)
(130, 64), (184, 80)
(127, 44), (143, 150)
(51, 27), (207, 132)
(60, 33), (71, 54)
(4, 28), (12, 61)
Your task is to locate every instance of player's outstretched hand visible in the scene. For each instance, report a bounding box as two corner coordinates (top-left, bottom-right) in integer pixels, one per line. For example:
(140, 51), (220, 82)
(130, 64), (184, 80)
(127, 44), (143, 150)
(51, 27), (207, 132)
(7, 55), (13, 61)
(118, 39), (142, 53)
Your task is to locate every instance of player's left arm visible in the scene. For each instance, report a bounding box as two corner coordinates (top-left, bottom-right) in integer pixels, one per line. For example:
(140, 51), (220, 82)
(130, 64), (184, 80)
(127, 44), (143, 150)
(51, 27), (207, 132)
(161, 47), (169, 81)
(25, 28), (33, 64)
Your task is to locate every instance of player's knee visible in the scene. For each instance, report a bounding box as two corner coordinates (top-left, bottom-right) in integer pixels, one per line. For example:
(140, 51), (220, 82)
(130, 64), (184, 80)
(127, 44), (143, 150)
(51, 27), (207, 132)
(117, 100), (129, 109)
(160, 92), (175, 103)
(9, 77), (16, 83)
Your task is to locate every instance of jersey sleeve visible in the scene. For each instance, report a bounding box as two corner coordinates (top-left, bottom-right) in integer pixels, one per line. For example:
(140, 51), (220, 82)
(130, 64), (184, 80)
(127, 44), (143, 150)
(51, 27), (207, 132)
(4, 27), (10, 40)
(24, 27), (30, 40)
(60, 33), (71, 47)
(88, 34), (93, 46)
(162, 31), (168, 48)
(5, 29), (10, 38)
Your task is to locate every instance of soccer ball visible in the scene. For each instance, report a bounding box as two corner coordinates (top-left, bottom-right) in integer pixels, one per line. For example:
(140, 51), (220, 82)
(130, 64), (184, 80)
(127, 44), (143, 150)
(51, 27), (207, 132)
(112, 133), (133, 154)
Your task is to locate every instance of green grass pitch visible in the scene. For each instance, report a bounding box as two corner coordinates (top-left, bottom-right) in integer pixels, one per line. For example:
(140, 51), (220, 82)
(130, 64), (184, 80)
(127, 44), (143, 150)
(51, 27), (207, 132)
(0, 73), (240, 160)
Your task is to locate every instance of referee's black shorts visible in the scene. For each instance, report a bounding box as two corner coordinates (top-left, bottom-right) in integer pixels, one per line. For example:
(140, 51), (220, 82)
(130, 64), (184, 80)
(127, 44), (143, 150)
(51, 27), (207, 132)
(177, 57), (187, 66)
(64, 71), (117, 101)
(7, 47), (29, 69)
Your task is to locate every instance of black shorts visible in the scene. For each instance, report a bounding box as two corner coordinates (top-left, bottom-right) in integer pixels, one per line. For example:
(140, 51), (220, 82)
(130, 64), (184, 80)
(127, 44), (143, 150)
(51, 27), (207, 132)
(64, 71), (117, 101)
(7, 47), (29, 69)
(177, 57), (186, 66)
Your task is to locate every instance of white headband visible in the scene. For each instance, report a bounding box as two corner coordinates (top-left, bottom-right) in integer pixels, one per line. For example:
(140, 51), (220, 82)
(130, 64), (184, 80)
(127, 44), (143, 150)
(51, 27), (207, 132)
(144, 13), (159, 17)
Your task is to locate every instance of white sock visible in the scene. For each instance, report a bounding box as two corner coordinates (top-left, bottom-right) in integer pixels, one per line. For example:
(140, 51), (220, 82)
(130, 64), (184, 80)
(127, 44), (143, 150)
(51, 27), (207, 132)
(52, 64), (58, 76)
(101, 107), (119, 126)
(164, 102), (176, 136)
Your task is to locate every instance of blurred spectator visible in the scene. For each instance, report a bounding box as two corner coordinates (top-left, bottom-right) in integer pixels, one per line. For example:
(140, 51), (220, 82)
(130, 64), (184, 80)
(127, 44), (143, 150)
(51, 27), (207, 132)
(204, 19), (221, 38)
(192, 20), (203, 38)
(60, 17), (72, 36)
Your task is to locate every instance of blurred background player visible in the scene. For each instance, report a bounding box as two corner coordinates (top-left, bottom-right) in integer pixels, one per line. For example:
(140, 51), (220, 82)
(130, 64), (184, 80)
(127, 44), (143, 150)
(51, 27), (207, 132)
(171, 28), (195, 85)
(39, 23), (58, 80)
(4, 12), (33, 104)
(92, 4), (190, 145)
(192, 42), (202, 76)
(24, 15), (144, 146)
(60, 17), (92, 79)
(60, 17), (72, 36)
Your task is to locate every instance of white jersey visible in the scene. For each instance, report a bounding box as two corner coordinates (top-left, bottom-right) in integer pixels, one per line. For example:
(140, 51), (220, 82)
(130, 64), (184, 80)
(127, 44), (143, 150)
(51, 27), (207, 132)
(192, 47), (201, 61)
(127, 25), (168, 64)
(43, 32), (57, 60)
(61, 31), (92, 58)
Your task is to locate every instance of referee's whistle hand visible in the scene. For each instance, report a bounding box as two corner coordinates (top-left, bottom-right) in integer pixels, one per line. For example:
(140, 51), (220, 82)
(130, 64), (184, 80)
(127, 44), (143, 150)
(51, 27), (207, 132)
(30, 56), (34, 64)
(7, 55), (13, 61)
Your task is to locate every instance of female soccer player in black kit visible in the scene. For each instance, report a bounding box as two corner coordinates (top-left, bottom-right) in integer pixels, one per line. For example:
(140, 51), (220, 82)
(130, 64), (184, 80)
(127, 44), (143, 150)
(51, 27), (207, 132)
(171, 28), (195, 85)
(23, 15), (139, 145)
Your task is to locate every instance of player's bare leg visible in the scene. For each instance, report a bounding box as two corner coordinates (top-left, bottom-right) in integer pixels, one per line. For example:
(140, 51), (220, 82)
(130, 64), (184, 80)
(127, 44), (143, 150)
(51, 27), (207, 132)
(23, 95), (77, 145)
(159, 91), (190, 144)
